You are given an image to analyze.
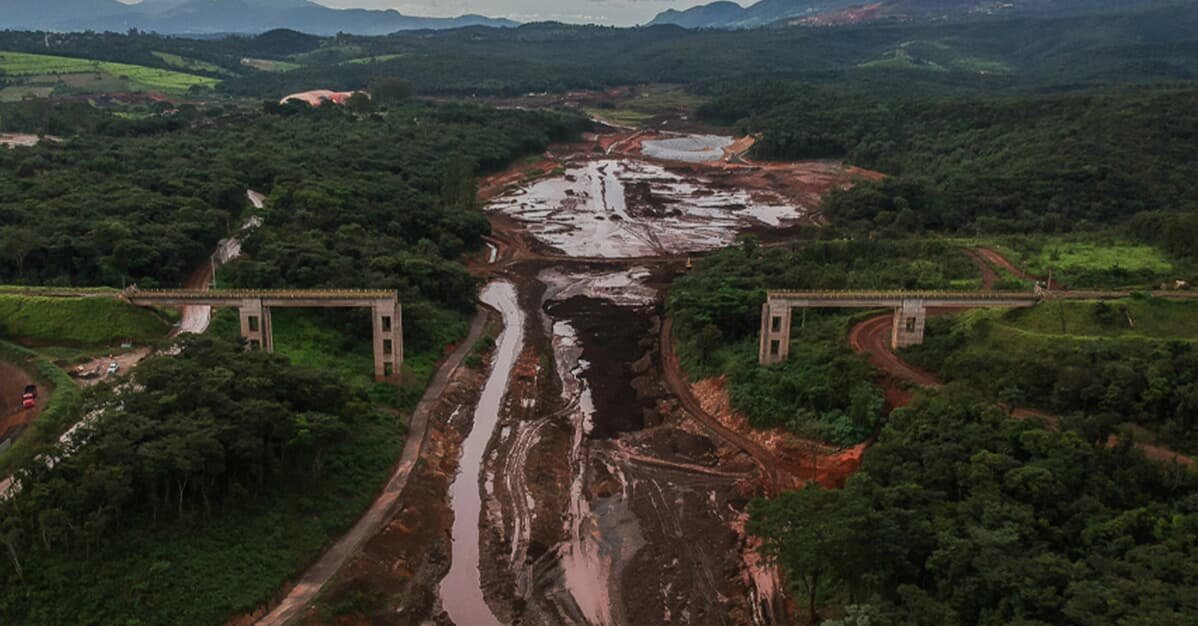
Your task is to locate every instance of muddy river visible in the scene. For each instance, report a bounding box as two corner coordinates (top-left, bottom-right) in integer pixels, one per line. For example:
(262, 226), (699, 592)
(439, 281), (524, 626)
(433, 150), (799, 625)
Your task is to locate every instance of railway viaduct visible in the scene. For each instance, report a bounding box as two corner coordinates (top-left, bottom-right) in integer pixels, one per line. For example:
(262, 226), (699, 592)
(759, 290), (1042, 365)
(758, 288), (1198, 365)
(127, 289), (403, 382)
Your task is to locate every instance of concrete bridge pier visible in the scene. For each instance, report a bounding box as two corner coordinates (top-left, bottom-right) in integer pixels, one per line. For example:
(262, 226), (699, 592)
(891, 299), (927, 349)
(239, 298), (274, 352)
(759, 300), (793, 365)
(129, 289), (405, 384)
(371, 298), (403, 383)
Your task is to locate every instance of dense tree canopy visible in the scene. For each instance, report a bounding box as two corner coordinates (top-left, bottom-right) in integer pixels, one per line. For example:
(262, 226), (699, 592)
(0, 102), (585, 310)
(700, 83), (1198, 240)
(753, 391), (1198, 625)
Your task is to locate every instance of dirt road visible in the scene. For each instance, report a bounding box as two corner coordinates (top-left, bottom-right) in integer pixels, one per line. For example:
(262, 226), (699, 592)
(848, 313), (1194, 466)
(0, 361), (43, 443)
(963, 249), (1000, 290)
(660, 318), (782, 488)
(848, 313), (941, 389)
(976, 247), (1042, 282)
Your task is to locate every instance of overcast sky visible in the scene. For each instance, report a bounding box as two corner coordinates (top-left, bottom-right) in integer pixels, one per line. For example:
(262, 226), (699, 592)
(314, 0), (728, 26)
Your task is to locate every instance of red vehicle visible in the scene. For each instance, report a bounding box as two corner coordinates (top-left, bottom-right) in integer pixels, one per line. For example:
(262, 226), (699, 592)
(22, 385), (36, 410)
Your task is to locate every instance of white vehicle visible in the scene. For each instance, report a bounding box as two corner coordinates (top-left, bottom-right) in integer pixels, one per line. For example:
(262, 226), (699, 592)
(106, 361), (119, 375)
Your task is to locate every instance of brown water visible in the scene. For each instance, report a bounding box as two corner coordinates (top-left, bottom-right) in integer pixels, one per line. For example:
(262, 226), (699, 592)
(439, 281), (524, 626)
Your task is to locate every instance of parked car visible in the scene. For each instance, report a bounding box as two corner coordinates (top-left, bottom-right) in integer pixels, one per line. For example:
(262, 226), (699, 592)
(22, 385), (36, 410)
(107, 361), (120, 375)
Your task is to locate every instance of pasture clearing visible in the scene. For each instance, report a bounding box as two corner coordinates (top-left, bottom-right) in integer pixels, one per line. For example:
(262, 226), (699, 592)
(0, 50), (218, 94)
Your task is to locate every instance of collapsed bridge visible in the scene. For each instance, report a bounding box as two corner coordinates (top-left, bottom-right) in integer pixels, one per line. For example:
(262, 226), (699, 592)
(127, 289), (403, 382)
(759, 290), (1042, 365)
(758, 287), (1198, 365)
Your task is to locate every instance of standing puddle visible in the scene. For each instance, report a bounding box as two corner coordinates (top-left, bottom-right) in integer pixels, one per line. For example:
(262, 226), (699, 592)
(439, 281), (524, 626)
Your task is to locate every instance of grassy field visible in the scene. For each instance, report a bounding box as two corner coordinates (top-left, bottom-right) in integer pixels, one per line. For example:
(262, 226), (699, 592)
(858, 40), (1011, 74)
(0, 294), (170, 346)
(860, 48), (948, 72)
(0, 50), (219, 94)
(995, 238), (1179, 287)
(343, 54), (405, 65)
(952, 297), (1198, 346)
(240, 57), (303, 72)
(585, 84), (707, 127)
(0, 85), (54, 102)
(151, 51), (232, 76)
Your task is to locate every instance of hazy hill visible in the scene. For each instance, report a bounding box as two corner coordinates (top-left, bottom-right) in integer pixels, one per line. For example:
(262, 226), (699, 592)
(648, 0), (1132, 28)
(0, 0), (518, 35)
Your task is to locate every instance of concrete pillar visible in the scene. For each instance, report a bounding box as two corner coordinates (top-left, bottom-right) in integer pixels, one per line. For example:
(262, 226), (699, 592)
(372, 298), (403, 383)
(759, 300), (793, 365)
(260, 305), (274, 353)
(891, 299), (927, 349)
(239, 298), (266, 351)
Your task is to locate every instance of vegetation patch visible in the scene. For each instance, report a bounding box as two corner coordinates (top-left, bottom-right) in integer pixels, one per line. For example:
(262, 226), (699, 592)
(0, 340), (82, 475)
(343, 54), (406, 65)
(585, 84), (707, 127)
(0, 336), (400, 624)
(0, 294), (170, 346)
(0, 50), (219, 93)
(667, 239), (981, 442)
(904, 298), (1198, 451)
(752, 391), (1198, 625)
(240, 57), (302, 72)
(1005, 239), (1179, 288)
(151, 51), (232, 76)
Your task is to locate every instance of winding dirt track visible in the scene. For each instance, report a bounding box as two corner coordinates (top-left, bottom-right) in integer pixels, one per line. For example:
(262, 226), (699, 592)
(846, 255), (1194, 467)
(976, 247), (1042, 282)
(963, 249), (1000, 290)
(848, 314), (941, 389)
(660, 318), (785, 489)
(256, 309), (489, 626)
(0, 361), (42, 441)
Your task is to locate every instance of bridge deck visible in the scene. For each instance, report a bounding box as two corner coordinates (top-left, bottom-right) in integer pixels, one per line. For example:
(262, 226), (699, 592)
(766, 289), (1040, 308)
(768, 289), (1041, 301)
(126, 289), (397, 308)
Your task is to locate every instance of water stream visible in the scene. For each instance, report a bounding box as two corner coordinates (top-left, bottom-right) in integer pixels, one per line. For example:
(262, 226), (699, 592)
(439, 281), (525, 626)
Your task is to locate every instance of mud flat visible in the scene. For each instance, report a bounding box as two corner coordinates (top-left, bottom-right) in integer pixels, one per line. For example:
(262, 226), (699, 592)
(489, 158), (808, 258)
(474, 268), (777, 625)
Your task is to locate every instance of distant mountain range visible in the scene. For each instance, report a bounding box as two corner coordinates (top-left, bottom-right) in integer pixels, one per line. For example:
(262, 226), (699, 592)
(0, 0), (519, 35)
(647, 0), (1120, 28)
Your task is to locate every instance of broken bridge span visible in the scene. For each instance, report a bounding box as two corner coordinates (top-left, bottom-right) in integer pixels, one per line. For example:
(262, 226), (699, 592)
(127, 288), (403, 382)
(758, 288), (1198, 366)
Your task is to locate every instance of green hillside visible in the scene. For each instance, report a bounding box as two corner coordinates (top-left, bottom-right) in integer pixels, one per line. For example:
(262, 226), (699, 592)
(0, 50), (219, 96)
(0, 294), (170, 346)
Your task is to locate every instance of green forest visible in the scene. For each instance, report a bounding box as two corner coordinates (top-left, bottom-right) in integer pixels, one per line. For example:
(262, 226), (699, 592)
(0, 79), (585, 624)
(700, 84), (1198, 244)
(0, 336), (402, 623)
(752, 390), (1198, 625)
(2, 1), (1198, 622)
(668, 240), (981, 443)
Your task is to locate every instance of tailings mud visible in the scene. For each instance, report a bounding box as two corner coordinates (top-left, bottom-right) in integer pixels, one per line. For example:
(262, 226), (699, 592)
(475, 267), (777, 625)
